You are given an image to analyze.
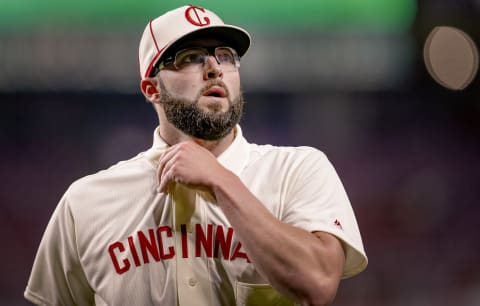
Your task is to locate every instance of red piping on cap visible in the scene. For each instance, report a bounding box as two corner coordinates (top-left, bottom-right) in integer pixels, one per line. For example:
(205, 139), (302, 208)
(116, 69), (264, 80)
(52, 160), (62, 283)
(149, 19), (160, 52)
(144, 48), (165, 78)
(143, 19), (166, 78)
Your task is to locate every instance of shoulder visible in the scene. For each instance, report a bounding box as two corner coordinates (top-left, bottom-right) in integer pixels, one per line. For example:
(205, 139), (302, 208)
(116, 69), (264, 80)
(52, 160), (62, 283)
(65, 151), (155, 202)
(246, 142), (329, 168)
(239, 142), (334, 185)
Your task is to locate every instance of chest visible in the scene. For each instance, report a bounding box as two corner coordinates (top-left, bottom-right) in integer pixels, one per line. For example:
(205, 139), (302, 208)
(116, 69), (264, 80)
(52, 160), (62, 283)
(73, 181), (281, 304)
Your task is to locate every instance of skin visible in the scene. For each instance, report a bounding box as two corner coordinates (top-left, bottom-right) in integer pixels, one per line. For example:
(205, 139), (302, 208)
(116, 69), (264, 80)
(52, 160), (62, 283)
(140, 39), (346, 306)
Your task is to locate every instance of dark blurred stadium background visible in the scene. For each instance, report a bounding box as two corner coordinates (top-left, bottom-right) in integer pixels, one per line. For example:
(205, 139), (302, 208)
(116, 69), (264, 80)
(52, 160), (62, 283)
(1, 1), (479, 305)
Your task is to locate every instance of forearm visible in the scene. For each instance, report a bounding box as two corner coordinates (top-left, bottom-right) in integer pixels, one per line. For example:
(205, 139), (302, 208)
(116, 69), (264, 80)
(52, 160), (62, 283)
(212, 170), (345, 306)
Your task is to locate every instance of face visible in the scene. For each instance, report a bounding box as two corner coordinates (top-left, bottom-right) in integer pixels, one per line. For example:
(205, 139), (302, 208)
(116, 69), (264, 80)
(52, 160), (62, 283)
(155, 40), (245, 140)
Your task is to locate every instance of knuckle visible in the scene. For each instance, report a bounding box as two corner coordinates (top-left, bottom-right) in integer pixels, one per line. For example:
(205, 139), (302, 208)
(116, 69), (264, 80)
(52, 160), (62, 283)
(170, 164), (179, 175)
(179, 142), (189, 149)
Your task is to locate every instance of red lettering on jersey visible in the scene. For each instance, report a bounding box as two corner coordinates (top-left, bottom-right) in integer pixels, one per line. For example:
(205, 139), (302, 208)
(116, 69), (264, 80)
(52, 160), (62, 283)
(108, 242), (131, 274)
(138, 229), (160, 263)
(214, 225), (234, 260)
(195, 223), (213, 257)
(181, 224), (189, 258)
(128, 236), (141, 267)
(231, 242), (251, 263)
(184, 5), (211, 27)
(107, 223), (253, 274)
(157, 226), (175, 259)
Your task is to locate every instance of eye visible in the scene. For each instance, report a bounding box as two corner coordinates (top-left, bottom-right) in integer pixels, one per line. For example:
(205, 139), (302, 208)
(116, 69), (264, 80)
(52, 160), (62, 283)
(176, 49), (207, 66)
(215, 49), (235, 64)
(183, 54), (204, 64)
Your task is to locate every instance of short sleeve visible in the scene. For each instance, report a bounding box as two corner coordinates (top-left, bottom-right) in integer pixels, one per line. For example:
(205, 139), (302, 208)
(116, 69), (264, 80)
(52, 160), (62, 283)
(25, 192), (94, 305)
(282, 149), (367, 278)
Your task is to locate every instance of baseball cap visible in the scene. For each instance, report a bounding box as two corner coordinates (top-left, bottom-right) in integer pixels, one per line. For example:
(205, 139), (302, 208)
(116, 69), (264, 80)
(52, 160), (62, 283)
(139, 5), (251, 78)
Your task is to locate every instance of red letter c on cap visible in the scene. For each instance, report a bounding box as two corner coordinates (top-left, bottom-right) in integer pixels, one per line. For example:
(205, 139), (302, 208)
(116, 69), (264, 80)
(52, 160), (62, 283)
(185, 5), (211, 27)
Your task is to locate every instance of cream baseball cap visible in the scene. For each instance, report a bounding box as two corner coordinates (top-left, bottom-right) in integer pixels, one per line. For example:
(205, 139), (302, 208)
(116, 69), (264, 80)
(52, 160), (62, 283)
(138, 5), (251, 78)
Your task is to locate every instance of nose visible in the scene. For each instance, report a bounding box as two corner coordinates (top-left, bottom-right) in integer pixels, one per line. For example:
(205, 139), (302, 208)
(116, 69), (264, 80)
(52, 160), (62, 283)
(203, 55), (223, 80)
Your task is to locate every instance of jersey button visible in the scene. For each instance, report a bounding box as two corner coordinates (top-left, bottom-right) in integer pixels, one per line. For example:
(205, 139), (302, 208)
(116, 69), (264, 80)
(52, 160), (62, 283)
(188, 278), (197, 287)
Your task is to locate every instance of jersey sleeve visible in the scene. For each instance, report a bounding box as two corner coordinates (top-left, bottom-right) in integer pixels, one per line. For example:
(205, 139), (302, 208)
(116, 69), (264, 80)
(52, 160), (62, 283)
(25, 191), (95, 305)
(281, 149), (368, 278)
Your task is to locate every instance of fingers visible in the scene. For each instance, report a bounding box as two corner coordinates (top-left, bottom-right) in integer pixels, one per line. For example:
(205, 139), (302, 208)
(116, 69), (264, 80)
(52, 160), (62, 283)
(157, 167), (174, 193)
(157, 146), (179, 193)
(157, 141), (197, 193)
(156, 140), (218, 193)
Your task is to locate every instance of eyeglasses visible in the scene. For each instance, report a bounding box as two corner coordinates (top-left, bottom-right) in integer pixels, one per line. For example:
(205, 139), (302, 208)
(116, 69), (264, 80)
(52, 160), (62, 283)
(151, 46), (240, 76)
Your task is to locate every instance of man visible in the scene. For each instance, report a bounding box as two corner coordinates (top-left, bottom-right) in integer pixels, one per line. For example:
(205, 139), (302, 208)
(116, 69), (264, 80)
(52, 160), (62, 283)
(25, 5), (367, 306)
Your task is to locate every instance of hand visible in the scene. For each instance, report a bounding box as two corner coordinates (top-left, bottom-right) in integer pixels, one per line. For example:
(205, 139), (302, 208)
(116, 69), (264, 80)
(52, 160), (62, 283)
(157, 140), (226, 193)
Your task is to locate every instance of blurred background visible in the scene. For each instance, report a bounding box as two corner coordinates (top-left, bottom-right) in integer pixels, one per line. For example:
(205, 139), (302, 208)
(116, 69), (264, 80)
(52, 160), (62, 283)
(1, 0), (479, 305)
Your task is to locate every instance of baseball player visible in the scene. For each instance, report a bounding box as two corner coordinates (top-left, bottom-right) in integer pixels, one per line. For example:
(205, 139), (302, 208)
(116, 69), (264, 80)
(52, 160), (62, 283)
(25, 5), (367, 306)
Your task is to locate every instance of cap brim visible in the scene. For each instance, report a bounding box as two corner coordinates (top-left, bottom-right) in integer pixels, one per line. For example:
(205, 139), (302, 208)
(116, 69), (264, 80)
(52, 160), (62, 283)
(152, 25), (251, 74)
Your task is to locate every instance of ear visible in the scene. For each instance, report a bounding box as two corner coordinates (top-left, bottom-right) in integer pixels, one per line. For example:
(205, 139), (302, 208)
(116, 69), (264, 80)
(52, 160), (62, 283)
(140, 78), (161, 103)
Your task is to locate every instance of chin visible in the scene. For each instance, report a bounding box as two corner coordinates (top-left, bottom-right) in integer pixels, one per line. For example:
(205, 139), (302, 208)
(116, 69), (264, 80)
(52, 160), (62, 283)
(199, 100), (228, 113)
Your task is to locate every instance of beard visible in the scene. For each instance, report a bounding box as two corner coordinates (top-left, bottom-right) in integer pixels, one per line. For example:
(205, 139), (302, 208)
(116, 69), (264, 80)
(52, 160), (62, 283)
(158, 78), (244, 141)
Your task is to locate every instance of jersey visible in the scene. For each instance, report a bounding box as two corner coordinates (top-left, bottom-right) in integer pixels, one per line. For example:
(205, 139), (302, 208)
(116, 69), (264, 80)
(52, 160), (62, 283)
(25, 125), (367, 306)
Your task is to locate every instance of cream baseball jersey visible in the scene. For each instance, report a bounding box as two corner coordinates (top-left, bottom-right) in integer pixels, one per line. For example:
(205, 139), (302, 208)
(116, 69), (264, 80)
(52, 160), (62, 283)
(25, 126), (367, 306)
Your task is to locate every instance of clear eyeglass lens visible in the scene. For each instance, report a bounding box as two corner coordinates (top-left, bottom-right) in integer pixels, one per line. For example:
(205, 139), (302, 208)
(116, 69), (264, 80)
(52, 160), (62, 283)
(174, 47), (239, 72)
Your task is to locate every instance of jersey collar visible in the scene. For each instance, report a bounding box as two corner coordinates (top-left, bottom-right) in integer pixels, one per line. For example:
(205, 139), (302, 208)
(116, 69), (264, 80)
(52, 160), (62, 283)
(144, 125), (250, 176)
(216, 125), (250, 176)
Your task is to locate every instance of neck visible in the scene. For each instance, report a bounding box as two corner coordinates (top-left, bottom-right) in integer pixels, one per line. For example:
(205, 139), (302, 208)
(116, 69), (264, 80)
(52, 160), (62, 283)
(193, 131), (236, 157)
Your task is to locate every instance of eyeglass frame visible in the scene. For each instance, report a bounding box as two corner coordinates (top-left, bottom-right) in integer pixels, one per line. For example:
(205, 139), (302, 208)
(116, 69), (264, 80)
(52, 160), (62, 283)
(149, 46), (241, 77)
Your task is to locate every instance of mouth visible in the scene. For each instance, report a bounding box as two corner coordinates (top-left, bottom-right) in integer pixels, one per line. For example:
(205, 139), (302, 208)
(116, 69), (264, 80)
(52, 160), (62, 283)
(202, 86), (227, 98)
